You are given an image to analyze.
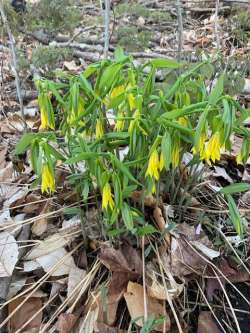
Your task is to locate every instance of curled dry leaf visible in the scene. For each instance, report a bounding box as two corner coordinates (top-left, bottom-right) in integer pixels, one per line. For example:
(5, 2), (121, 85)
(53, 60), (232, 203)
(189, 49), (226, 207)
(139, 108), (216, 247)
(129, 190), (156, 207)
(197, 311), (221, 333)
(0, 231), (19, 277)
(124, 281), (170, 332)
(8, 297), (43, 332)
(161, 223), (217, 277)
(31, 199), (52, 236)
(147, 267), (184, 301)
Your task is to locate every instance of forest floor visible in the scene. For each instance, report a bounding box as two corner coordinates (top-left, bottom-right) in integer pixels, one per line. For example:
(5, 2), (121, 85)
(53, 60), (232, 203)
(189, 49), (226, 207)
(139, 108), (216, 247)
(0, 1), (250, 332)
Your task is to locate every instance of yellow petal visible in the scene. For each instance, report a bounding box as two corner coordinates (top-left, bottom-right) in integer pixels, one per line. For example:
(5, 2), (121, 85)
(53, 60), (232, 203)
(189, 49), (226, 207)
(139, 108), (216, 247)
(41, 164), (55, 193)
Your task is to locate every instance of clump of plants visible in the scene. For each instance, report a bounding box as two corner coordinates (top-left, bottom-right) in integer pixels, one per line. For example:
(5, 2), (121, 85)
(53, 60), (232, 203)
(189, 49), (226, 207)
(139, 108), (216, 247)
(26, 0), (81, 34)
(117, 26), (152, 51)
(16, 49), (250, 237)
(31, 46), (72, 74)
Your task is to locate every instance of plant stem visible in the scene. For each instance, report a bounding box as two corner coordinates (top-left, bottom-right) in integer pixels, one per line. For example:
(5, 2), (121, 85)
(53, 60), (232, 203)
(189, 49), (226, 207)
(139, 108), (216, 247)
(0, 1), (27, 131)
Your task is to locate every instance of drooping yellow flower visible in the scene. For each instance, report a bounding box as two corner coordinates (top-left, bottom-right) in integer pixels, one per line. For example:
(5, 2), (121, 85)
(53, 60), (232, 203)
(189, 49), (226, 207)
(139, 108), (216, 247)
(96, 119), (104, 139)
(178, 116), (188, 127)
(128, 109), (140, 134)
(102, 183), (115, 210)
(128, 93), (136, 110)
(146, 150), (160, 180)
(236, 152), (242, 165)
(201, 132), (221, 165)
(171, 139), (180, 168)
(41, 164), (55, 193)
(40, 107), (48, 129)
(192, 132), (207, 155)
(115, 112), (125, 131)
(110, 85), (125, 99)
(159, 152), (164, 171)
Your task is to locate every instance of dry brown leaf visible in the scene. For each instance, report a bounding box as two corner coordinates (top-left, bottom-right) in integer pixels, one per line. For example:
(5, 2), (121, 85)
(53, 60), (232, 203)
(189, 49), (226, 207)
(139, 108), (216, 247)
(57, 313), (78, 333)
(124, 282), (170, 332)
(31, 200), (51, 236)
(161, 223), (215, 276)
(8, 297), (42, 332)
(96, 323), (127, 333)
(197, 311), (221, 333)
(99, 243), (142, 278)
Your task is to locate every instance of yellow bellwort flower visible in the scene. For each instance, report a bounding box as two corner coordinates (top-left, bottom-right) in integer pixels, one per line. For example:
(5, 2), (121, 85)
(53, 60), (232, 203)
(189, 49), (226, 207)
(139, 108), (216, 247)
(159, 152), (164, 171)
(40, 107), (49, 129)
(201, 132), (221, 165)
(102, 183), (115, 210)
(41, 164), (55, 193)
(96, 119), (104, 139)
(192, 132), (206, 155)
(236, 152), (242, 165)
(115, 112), (125, 131)
(146, 150), (160, 180)
(178, 116), (188, 127)
(171, 141), (180, 168)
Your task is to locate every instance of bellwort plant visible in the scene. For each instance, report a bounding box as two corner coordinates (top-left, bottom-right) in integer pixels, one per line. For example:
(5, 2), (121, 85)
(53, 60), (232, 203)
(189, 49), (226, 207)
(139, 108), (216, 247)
(16, 49), (250, 236)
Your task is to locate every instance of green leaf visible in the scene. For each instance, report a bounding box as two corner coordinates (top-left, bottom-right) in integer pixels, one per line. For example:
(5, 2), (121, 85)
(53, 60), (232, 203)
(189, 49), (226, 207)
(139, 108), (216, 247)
(226, 194), (242, 236)
(161, 131), (172, 170)
(99, 63), (122, 94)
(137, 224), (158, 236)
(194, 108), (209, 150)
(150, 58), (181, 69)
(121, 203), (134, 231)
(65, 152), (106, 164)
(114, 47), (127, 62)
(220, 183), (250, 195)
(112, 173), (122, 209)
(208, 74), (224, 106)
(46, 144), (65, 161)
(111, 155), (141, 186)
(15, 133), (36, 154)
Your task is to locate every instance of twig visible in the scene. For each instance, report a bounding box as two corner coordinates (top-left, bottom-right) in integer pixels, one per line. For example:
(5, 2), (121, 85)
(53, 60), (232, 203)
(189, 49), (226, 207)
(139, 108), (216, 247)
(176, 0), (183, 63)
(0, 0), (26, 131)
(214, 0), (220, 50)
(142, 236), (148, 322)
(103, 0), (110, 58)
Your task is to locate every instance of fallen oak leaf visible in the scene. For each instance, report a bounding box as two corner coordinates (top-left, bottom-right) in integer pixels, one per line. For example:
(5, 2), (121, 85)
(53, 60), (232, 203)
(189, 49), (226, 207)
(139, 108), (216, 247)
(124, 281), (170, 332)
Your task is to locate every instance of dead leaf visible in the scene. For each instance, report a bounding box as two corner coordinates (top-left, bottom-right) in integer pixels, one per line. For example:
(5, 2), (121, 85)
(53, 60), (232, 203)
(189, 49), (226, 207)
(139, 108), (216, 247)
(57, 313), (78, 333)
(31, 200), (51, 236)
(8, 297), (42, 332)
(197, 311), (221, 333)
(99, 243), (142, 278)
(7, 275), (27, 299)
(24, 234), (75, 276)
(161, 223), (215, 276)
(67, 266), (86, 304)
(124, 282), (170, 332)
(190, 241), (220, 259)
(63, 60), (79, 72)
(213, 166), (233, 183)
(96, 323), (126, 333)
(0, 231), (19, 277)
